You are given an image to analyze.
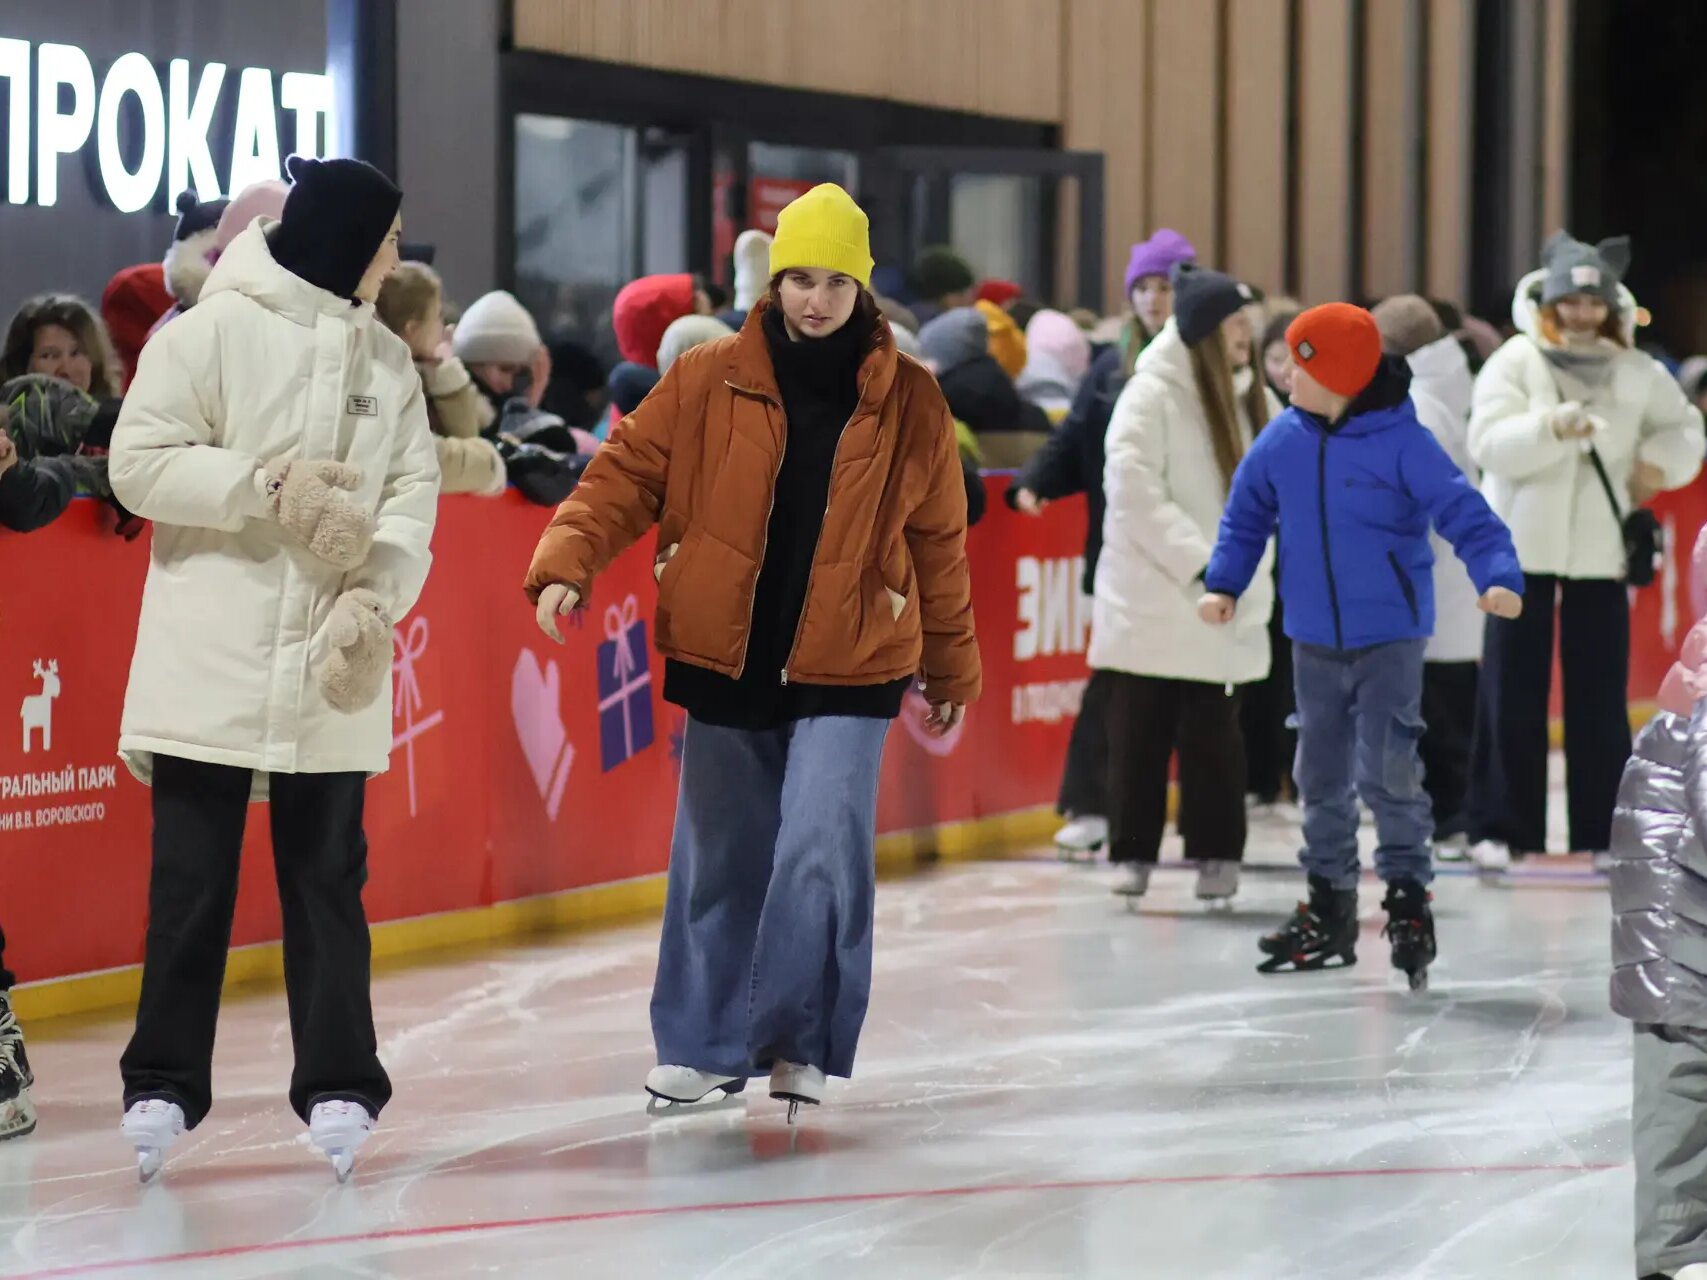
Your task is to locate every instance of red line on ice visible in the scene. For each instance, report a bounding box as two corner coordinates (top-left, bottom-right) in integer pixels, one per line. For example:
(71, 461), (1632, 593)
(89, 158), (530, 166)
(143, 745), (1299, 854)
(14, 1160), (1624, 1277)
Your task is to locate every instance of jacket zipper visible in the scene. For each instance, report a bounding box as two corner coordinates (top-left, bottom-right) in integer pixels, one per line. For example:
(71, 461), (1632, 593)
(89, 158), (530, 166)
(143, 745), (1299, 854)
(1316, 432), (1344, 649)
(1387, 550), (1420, 625)
(780, 370), (875, 685)
(725, 379), (783, 680)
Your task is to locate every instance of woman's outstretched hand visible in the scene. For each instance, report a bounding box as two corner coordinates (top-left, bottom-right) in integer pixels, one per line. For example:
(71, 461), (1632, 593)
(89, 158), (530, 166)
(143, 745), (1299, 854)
(535, 583), (581, 643)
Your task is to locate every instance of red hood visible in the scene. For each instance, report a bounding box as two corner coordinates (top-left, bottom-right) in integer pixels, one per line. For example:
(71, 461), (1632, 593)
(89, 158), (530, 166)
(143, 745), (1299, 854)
(613, 274), (696, 367)
(101, 263), (173, 388)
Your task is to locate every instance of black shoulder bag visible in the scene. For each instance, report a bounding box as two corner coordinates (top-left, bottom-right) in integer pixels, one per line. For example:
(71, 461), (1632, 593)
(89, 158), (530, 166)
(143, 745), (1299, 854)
(1585, 445), (1663, 587)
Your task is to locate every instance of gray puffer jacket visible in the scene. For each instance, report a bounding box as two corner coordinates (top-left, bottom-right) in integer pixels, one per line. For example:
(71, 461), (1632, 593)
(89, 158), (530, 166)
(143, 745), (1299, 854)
(1610, 708), (1707, 1028)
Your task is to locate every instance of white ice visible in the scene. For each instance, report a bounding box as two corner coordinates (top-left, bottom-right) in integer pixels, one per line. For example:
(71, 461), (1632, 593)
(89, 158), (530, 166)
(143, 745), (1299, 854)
(0, 805), (1632, 1278)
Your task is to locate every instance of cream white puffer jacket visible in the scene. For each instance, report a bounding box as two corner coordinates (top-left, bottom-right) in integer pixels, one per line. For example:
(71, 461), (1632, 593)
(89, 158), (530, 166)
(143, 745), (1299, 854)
(1091, 319), (1278, 684)
(111, 219), (440, 797)
(1468, 270), (1704, 580)
(1407, 335), (1484, 663)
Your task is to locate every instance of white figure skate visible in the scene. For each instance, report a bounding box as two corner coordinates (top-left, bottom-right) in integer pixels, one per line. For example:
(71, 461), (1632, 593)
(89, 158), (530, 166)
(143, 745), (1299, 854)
(1470, 840), (1511, 880)
(309, 1099), (374, 1183)
(1111, 862), (1151, 909)
(644, 1066), (747, 1118)
(1672, 1263), (1707, 1279)
(769, 1061), (824, 1124)
(1194, 860), (1240, 906)
(1054, 815), (1107, 863)
(121, 1098), (185, 1183)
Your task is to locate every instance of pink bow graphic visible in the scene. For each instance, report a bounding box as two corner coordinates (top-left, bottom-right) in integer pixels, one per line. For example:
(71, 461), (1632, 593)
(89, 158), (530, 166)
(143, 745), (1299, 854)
(600, 595), (650, 758)
(391, 617), (445, 817)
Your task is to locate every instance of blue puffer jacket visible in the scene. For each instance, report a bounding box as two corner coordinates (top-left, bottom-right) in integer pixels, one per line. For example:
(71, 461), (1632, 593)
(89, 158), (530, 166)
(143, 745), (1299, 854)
(1205, 358), (1523, 651)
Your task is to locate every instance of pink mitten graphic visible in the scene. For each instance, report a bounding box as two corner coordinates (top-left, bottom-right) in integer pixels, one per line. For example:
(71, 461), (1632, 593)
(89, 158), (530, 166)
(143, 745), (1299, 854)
(511, 649), (574, 819)
(897, 686), (968, 758)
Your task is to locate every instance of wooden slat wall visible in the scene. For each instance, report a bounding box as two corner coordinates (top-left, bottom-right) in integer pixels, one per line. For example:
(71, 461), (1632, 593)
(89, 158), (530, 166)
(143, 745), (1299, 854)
(1223, 0), (1290, 297)
(512, 0), (1065, 123)
(1295, 0), (1354, 303)
(1361, 0), (1420, 300)
(1146, 0), (1222, 262)
(1425, 0), (1474, 304)
(1541, 0), (1573, 238)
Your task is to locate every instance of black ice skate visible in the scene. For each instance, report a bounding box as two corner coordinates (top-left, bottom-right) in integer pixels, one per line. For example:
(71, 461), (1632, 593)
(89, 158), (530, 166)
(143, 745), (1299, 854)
(0, 993), (34, 1141)
(1256, 874), (1359, 974)
(1381, 878), (1437, 991)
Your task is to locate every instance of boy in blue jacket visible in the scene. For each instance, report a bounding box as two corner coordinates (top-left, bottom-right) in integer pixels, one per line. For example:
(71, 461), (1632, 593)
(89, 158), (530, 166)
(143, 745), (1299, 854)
(1199, 303), (1523, 988)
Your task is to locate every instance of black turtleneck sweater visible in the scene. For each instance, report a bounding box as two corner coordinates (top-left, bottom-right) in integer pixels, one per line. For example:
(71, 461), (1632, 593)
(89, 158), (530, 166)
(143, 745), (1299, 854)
(663, 307), (911, 730)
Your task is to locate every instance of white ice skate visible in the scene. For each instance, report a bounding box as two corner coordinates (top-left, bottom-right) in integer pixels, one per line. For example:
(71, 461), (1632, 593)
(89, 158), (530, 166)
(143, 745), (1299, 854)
(769, 1061), (824, 1124)
(1591, 851), (1614, 875)
(1470, 840), (1511, 877)
(1672, 1264), (1707, 1279)
(121, 1098), (185, 1183)
(309, 1099), (374, 1183)
(644, 1065), (747, 1117)
(1055, 815), (1107, 863)
(1434, 833), (1470, 863)
(1194, 861), (1240, 905)
(1111, 862), (1151, 906)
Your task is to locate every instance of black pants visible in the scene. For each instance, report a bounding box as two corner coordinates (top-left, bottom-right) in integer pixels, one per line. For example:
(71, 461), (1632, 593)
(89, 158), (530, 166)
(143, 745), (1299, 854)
(1057, 668), (1111, 817)
(1241, 596), (1295, 803)
(120, 756), (391, 1129)
(1420, 661), (1478, 840)
(1105, 672), (1246, 864)
(1467, 573), (1632, 853)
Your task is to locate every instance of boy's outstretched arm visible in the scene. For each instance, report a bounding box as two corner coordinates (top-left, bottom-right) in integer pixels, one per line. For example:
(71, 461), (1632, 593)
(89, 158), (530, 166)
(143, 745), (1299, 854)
(1400, 428), (1525, 614)
(1202, 436), (1280, 614)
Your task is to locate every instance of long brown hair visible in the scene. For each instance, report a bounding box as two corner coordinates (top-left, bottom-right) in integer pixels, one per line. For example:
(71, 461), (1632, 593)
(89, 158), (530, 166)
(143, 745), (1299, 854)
(1189, 330), (1272, 491)
(0, 294), (122, 397)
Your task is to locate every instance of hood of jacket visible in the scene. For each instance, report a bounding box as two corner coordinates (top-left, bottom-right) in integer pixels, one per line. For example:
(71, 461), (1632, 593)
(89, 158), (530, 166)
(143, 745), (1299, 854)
(1510, 267), (1640, 347)
(613, 273), (697, 367)
(1131, 317), (1195, 390)
(1015, 349), (1079, 403)
(1407, 334), (1473, 424)
(200, 218), (377, 331)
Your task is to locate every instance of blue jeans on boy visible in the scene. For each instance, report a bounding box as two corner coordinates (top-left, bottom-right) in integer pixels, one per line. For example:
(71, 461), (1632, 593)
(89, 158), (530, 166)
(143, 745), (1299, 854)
(1292, 639), (1434, 889)
(651, 715), (889, 1079)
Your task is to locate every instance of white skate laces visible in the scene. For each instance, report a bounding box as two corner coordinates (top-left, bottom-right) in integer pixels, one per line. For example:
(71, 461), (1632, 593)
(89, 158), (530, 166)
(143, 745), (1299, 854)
(121, 1098), (185, 1183)
(309, 1099), (375, 1183)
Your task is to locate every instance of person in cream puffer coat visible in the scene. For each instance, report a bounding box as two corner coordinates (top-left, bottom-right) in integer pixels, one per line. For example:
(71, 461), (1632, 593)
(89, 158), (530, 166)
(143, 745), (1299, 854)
(1466, 233), (1704, 866)
(107, 156), (438, 1175)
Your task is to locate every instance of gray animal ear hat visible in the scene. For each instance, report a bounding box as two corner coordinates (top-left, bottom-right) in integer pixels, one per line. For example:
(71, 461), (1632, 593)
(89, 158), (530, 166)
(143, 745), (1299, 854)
(1539, 230), (1631, 306)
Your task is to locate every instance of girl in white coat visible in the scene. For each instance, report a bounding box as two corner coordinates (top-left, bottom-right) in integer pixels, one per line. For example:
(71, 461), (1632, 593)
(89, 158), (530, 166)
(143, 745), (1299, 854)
(109, 156), (439, 1182)
(1466, 233), (1704, 867)
(1093, 265), (1279, 902)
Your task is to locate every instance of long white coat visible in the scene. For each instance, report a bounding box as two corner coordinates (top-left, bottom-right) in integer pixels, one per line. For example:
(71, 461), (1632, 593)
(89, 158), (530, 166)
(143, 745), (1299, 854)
(1090, 319), (1278, 684)
(1406, 335), (1484, 663)
(1468, 270), (1703, 580)
(111, 219), (440, 797)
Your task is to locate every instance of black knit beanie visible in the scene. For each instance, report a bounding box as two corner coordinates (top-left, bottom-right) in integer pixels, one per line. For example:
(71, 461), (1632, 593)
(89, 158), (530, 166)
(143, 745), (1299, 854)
(268, 155), (403, 300)
(1170, 262), (1253, 346)
(173, 190), (228, 242)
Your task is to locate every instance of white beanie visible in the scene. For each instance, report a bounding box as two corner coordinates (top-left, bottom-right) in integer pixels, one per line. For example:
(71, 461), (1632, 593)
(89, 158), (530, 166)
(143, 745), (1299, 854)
(657, 314), (734, 373)
(733, 229), (774, 313)
(453, 290), (542, 365)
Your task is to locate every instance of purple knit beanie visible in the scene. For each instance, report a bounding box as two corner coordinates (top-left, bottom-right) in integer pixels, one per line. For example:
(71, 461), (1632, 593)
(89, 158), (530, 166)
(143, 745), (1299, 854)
(1124, 229), (1198, 295)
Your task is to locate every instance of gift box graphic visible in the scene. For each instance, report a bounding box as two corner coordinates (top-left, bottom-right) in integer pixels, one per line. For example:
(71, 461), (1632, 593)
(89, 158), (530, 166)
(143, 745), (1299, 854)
(597, 594), (655, 771)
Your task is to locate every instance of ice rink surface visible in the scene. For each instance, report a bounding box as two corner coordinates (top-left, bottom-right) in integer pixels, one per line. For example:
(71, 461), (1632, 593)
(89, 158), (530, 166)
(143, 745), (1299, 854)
(0, 807), (1633, 1279)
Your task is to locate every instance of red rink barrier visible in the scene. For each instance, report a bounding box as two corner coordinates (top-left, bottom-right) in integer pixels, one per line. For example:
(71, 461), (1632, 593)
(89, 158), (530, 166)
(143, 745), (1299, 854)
(3, 475), (1698, 988)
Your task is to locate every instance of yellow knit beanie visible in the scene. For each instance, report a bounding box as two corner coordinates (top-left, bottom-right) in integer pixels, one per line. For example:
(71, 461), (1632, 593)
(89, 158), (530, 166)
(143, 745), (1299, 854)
(768, 184), (874, 288)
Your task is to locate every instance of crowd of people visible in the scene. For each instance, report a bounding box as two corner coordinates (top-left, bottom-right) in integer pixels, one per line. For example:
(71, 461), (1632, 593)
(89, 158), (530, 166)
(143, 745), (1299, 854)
(7, 156), (1707, 1278)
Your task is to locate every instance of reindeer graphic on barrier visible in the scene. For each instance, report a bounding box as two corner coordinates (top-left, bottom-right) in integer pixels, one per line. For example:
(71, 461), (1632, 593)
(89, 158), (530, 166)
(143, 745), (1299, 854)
(21, 659), (60, 754)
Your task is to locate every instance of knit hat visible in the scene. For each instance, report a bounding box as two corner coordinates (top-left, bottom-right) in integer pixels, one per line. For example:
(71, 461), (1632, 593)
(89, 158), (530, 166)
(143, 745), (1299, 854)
(974, 279), (1023, 308)
(1169, 263), (1253, 347)
(875, 296), (920, 336)
(612, 274), (697, 367)
(917, 307), (989, 376)
(607, 361), (660, 417)
(454, 290), (543, 365)
(172, 191), (228, 242)
(1286, 303), (1383, 398)
(889, 322), (922, 360)
(268, 155), (403, 299)
(1124, 228), (1197, 295)
(976, 299), (1028, 378)
(212, 179), (289, 255)
(732, 229), (773, 312)
(768, 184), (874, 288)
(1370, 294), (1446, 358)
(657, 314), (734, 373)
(911, 246), (976, 301)
(1024, 309), (1091, 384)
(1539, 230), (1630, 306)
(101, 263), (173, 387)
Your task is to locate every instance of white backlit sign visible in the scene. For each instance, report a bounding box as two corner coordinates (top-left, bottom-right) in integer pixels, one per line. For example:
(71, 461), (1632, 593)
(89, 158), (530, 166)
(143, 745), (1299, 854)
(0, 39), (334, 213)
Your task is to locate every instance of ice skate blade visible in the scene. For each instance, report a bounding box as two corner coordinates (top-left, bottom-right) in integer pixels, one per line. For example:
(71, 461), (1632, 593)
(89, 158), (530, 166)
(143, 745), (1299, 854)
(1406, 969), (1430, 992)
(331, 1151), (354, 1183)
(775, 1095), (820, 1126)
(136, 1149), (164, 1184)
(645, 1085), (746, 1119)
(0, 1092), (37, 1141)
(1256, 950), (1357, 974)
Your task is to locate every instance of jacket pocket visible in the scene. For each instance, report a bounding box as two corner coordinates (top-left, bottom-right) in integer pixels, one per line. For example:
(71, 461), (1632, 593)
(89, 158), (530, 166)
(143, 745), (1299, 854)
(1387, 551), (1420, 625)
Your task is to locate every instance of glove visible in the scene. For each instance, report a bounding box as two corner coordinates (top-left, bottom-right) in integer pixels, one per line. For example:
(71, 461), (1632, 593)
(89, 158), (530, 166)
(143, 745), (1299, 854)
(267, 459), (374, 569)
(317, 588), (392, 713)
(1546, 401), (1594, 441)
